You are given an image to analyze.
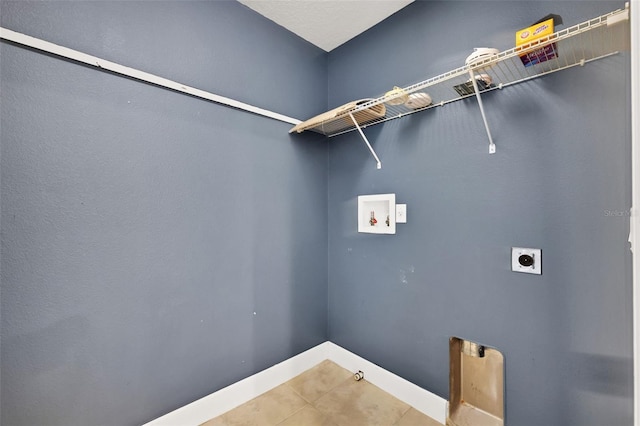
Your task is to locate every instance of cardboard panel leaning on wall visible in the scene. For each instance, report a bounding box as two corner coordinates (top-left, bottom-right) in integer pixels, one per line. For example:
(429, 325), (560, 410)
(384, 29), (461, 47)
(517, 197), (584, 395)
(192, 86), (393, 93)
(0, 1), (328, 425)
(327, 1), (632, 425)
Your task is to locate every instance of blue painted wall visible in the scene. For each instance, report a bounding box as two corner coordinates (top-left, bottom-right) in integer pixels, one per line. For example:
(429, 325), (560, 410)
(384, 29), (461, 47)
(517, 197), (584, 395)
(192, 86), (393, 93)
(1, 1), (633, 425)
(0, 1), (328, 425)
(327, 1), (632, 425)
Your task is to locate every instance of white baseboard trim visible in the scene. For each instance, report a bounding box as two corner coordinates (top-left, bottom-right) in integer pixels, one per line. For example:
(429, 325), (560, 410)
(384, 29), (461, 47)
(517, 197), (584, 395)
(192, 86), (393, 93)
(143, 341), (447, 426)
(324, 342), (448, 424)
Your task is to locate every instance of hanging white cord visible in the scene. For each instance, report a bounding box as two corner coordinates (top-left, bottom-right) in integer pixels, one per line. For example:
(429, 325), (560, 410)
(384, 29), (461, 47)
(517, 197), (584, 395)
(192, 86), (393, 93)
(0, 27), (302, 126)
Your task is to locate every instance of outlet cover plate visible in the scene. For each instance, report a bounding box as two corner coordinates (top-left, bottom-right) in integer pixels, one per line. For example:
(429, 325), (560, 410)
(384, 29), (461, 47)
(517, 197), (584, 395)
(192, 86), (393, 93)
(396, 204), (407, 223)
(512, 247), (542, 275)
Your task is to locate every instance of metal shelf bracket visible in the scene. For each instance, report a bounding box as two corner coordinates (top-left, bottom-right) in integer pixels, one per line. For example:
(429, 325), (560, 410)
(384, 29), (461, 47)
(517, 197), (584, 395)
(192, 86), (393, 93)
(349, 113), (382, 169)
(469, 70), (496, 154)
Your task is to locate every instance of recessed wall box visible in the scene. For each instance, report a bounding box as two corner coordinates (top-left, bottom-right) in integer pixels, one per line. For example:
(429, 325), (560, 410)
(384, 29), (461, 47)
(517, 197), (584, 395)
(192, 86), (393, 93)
(358, 194), (396, 234)
(448, 337), (504, 426)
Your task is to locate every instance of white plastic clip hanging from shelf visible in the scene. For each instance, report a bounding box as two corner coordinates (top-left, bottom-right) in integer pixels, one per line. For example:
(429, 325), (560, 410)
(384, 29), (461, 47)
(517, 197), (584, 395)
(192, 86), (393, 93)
(289, 3), (630, 167)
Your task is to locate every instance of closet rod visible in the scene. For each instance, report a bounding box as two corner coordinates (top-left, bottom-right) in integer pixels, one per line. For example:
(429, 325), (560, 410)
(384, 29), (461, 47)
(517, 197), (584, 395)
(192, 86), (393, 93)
(0, 27), (302, 126)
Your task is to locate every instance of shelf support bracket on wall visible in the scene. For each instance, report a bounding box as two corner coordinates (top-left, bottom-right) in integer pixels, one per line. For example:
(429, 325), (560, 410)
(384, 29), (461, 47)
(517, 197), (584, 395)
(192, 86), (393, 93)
(349, 113), (382, 169)
(469, 70), (496, 154)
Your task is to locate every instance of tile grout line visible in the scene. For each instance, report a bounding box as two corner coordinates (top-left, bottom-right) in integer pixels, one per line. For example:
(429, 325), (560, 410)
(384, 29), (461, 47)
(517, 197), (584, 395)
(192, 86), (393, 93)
(272, 403), (309, 426)
(391, 404), (419, 426)
(284, 361), (352, 426)
(311, 373), (358, 426)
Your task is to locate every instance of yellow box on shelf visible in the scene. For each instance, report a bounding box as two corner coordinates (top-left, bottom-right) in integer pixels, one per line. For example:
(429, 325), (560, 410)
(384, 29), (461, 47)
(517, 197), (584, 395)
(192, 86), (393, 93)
(515, 18), (557, 67)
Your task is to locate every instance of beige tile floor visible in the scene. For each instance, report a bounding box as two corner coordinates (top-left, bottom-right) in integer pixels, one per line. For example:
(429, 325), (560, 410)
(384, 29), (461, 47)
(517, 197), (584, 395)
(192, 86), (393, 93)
(201, 360), (443, 426)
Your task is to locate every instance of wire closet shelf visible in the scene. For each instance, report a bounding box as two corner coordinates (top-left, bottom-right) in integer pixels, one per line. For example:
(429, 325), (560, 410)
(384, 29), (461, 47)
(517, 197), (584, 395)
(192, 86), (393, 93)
(290, 5), (630, 139)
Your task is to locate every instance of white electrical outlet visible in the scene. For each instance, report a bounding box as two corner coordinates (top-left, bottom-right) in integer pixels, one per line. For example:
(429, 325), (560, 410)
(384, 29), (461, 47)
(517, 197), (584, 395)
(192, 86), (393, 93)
(511, 247), (541, 275)
(396, 204), (407, 223)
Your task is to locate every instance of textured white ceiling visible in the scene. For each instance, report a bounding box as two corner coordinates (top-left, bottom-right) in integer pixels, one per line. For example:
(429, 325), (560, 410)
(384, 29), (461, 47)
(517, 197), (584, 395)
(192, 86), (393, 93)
(237, 0), (414, 52)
